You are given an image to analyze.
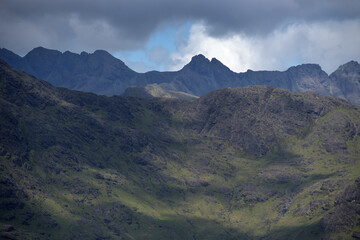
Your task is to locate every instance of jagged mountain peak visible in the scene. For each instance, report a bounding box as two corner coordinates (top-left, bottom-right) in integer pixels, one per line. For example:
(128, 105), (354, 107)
(183, 54), (233, 75)
(92, 49), (115, 59)
(25, 46), (62, 58)
(287, 63), (324, 73)
(210, 57), (232, 71)
(343, 60), (359, 66)
(334, 60), (360, 73)
(330, 60), (360, 106)
(24, 47), (123, 65)
(183, 54), (211, 71)
(210, 57), (221, 64)
(191, 53), (209, 62)
(88, 49), (129, 68)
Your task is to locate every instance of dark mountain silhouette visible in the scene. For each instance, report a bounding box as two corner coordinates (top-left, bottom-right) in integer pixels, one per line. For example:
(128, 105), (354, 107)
(0, 47), (359, 105)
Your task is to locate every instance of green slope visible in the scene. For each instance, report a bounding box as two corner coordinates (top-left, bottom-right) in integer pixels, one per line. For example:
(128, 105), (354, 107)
(0, 59), (360, 240)
(122, 84), (199, 101)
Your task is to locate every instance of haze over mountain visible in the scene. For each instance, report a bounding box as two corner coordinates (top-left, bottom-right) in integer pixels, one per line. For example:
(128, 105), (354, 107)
(1, 47), (359, 105)
(1, 59), (360, 239)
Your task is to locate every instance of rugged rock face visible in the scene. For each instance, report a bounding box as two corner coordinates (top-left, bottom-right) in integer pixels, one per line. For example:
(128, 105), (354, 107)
(0, 59), (360, 239)
(1, 47), (359, 105)
(330, 61), (360, 106)
(321, 177), (360, 234)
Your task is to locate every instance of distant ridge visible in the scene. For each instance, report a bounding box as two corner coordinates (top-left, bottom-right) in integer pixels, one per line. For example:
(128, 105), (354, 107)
(0, 47), (359, 105)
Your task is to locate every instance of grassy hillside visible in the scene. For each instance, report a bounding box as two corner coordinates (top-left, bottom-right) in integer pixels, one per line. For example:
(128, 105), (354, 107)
(122, 84), (199, 101)
(0, 59), (360, 239)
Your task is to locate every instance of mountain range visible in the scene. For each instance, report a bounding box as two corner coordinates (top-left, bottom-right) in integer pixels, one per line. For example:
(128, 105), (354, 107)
(0, 47), (359, 105)
(1, 58), (360, 239)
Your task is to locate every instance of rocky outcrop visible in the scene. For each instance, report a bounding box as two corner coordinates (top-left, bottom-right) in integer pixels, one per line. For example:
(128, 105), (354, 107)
(321, 177), (360, 235)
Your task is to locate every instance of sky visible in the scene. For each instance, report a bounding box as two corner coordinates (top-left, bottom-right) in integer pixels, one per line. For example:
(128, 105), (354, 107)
(1, 0), (360, 74)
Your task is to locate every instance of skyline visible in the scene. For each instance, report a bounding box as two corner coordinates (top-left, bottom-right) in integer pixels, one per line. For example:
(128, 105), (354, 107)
(2, 45), (358, 76)
(1, 0), (360, 73)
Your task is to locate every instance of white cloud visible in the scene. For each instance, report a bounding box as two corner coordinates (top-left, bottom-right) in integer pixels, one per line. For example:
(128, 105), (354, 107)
(171, 20), (360, 73)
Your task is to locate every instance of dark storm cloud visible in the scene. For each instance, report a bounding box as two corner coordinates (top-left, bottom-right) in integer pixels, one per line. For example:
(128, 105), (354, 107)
(1, 0), (360, 54)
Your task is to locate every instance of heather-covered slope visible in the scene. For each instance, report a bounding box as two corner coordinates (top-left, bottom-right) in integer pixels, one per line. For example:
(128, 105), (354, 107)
(1, 47), (359, 105)
(1, 59), (360, 239)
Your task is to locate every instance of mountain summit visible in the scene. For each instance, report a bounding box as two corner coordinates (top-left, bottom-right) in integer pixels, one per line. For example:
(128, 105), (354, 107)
(184, 54), (210, 68)
(330, 61), (360, 105)
(0, 47), (359, 105)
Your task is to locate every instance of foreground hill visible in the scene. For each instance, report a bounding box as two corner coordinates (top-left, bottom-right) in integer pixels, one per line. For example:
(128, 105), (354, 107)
(0, 59), (360, 239)
(0, 47), (359, 105)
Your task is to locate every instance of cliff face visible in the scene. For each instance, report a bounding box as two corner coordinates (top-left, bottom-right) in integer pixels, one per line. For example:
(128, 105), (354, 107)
(1, 59), (360, 239)
(330, 60), (360, 106)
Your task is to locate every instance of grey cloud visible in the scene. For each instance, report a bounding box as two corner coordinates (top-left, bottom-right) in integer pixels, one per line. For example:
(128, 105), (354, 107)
(1, 0), (360, 54)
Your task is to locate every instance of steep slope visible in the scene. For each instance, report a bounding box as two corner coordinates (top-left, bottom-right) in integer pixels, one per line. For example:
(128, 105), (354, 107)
(1, 47), (359, 106)
(330, 61), (360, 106)
(1, 59), (360, 239)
